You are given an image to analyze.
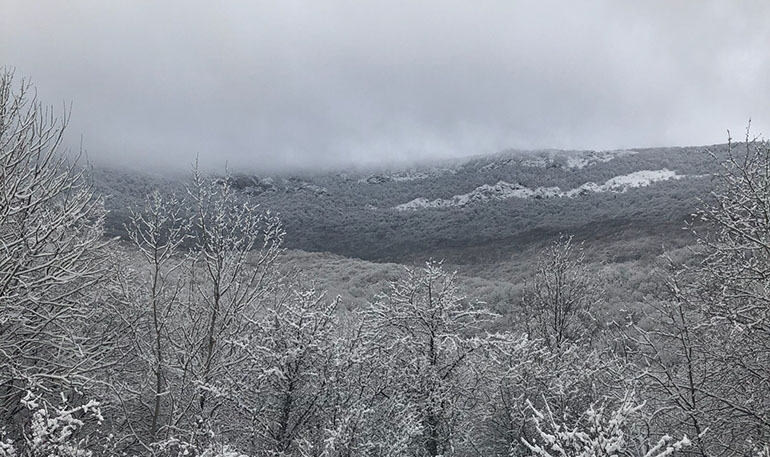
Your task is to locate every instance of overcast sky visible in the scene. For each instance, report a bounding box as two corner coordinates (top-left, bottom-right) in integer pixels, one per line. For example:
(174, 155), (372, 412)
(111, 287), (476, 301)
(3, 1), (769, 172)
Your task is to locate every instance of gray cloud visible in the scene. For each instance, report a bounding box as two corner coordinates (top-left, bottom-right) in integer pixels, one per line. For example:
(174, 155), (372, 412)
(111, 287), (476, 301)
(3, 0), (769, 173)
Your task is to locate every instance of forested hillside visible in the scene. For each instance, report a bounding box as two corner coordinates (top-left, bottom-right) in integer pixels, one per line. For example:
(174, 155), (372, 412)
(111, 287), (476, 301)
(3, 72), (770, 457)
(95, 141), (722, 263)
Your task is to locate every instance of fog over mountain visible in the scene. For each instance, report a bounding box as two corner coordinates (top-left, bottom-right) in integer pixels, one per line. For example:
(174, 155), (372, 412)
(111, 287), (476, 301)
(8, 3), (770, 454)
(3, 0), (769, 172)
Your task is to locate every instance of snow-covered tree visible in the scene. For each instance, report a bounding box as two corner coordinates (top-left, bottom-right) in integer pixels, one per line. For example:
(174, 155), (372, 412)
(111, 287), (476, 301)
(363, 261), (497, 457)
(521, 236), (600, 350)
(213, 281), (339, 455)
(184, 168), (284, 444)
(471, 335), (615, 457)
(693, 130), (770, 332)
(106, 168), (285, 453)
(625, 259), (715, 457)
(523, 393), (691, 457)
(628, 130), (770, 456)
(0, 391), (107, 457)
(108, 191), (195, 451)
(315, 312), (422, 457)
(687, 131), (770, 452)
(0, 70), (112, 431)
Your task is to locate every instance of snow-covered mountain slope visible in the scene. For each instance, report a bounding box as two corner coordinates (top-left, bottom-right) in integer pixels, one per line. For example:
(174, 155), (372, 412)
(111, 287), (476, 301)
(395, 183), (561, 210)
(356, 149), (639, 184)
(395, 169), (689, 210)
(516, 149), (638, 170)
(96, 143), (726, 263)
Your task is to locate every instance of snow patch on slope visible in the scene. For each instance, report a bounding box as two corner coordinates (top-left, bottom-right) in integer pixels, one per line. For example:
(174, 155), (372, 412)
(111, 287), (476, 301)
(395, 169), (685, 210)
(603, 169), (678, 190)
(395, 182), (562, 210)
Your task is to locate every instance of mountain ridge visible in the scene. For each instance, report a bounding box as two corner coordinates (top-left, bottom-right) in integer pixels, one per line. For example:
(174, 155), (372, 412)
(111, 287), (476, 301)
(94, 143), (725, 264)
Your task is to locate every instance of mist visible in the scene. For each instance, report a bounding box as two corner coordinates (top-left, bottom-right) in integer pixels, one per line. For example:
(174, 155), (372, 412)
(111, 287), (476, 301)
(3, 0), (769, 173)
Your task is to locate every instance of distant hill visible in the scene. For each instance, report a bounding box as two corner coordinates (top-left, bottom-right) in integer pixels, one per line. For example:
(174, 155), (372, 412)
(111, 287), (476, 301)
(93, 143), (727, 265)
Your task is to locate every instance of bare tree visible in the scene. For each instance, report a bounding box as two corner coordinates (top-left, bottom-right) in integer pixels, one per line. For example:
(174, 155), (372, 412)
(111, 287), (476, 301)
(653, 130), (770, 454)
(316, 312), (422, 457)
(109, 190), (194, 452)
(364, 261), (497, 457)
(522, 236), (600, 351)
(626, 261), (714, 457)
(694, 129), (770, 331)
(212, 280), (339, 455)
(0, 70), (112, 429)
(184, 168), (284, 443)
(107, 168), (285, 454)
(623, 130), (770, 457)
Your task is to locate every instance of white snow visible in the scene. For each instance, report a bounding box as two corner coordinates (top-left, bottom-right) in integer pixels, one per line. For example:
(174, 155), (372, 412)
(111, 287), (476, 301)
(394, 182), (562, 210)
(394, 169), (685, 210)
(601, 169), (680, 191)
(562, 169), (682, 197)
(565, 156), (590, 169)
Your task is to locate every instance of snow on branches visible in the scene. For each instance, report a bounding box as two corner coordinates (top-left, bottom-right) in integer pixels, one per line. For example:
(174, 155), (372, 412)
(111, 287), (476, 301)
(523, 393), (691, 457)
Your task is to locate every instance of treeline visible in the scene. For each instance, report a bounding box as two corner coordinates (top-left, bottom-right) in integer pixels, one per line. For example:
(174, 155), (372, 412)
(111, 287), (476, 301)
(2, 72), (769, 456)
